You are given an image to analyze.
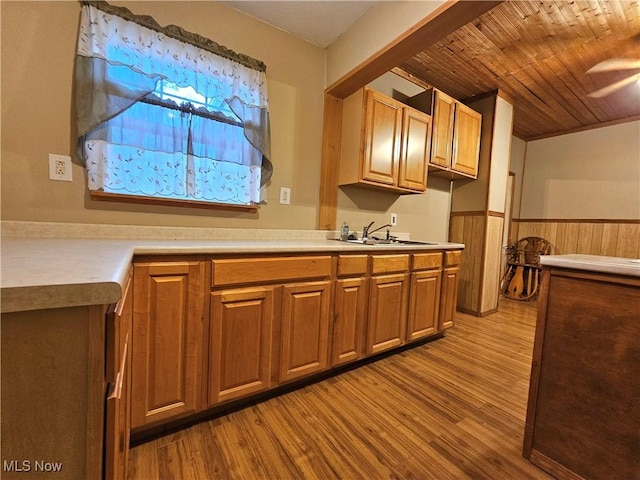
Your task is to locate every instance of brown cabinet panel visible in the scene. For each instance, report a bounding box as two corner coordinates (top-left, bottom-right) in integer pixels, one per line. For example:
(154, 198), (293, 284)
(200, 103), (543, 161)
(337, 254), (368, 277)
(412, 252), (443, 271)
(208, 287), (275, 406)
(280, 281), (332, 382)
(212, 256), (331, 286)
(367, 273), (409, 354)
(332, 277), (367, 366)
(398, 107), (431, 191)
(363, 90), (402, 186)
(438, 267), (459, 331)
(131, 260), (204, 429)
(524, 270), (640, 480)
(452, 103), (482, 177)
(407, 270), (441, 341)
(430, 89), (455, 169)
(370, 254), (410, 275)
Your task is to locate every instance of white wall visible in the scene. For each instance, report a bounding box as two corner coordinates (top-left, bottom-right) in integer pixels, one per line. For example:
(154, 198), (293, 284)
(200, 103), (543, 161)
(520, 121), (640, 219)
(326, 1), (446, 87)
(487, 97), (514, 213)
(509, 136), (527, 218)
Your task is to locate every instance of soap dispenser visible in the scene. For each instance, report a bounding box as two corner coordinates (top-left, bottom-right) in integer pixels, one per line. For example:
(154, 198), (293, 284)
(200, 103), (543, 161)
(341, 221), (349, 240)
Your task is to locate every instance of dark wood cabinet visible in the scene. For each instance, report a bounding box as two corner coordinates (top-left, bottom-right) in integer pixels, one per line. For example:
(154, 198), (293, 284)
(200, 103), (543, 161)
(524, 266), (640, 480)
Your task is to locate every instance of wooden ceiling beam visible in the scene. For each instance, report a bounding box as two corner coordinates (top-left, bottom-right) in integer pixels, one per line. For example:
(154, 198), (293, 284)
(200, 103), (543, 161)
(325, 0), (503, 99)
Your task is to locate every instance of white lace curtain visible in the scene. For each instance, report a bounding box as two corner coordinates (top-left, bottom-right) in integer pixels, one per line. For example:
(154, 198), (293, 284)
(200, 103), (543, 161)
(75, 1), (272, 205)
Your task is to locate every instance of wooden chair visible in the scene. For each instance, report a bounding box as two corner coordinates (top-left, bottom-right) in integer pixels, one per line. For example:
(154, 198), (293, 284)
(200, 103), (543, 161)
(501, 237), (551, 301)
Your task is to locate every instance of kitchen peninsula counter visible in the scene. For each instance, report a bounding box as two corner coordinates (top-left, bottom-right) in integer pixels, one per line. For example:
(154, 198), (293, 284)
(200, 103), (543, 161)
(523, 254), (640, 480)
(1, 230), (464, 313)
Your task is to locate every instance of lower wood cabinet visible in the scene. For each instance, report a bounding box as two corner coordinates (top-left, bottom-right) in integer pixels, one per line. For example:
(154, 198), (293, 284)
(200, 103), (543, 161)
(128, 249), (462, 442)
(131, 259), (205, 430)
(439, 251), (461, 331)
(208, 286), (275, 406)
(279, 281), (332, 382)
(332, 277), (367, 366)
(407, 269), (441, 341)
(367, 273), (410, 354)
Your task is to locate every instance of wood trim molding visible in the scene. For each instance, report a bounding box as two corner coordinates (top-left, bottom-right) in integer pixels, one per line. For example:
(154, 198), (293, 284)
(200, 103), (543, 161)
(90, 191), (258, 213)
(390, 67), (433, 90)
(514, 218), (640, 224)
(526, 114), (640, 141)
(450, 210), (486, 217)
(318, 94), (344, 230)
(487, 210), (505, 218)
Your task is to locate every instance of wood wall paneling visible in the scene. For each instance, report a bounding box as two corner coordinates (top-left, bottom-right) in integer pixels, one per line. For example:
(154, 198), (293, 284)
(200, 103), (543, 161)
(481, 215), (505, 314)
(514, 220), (640, 259)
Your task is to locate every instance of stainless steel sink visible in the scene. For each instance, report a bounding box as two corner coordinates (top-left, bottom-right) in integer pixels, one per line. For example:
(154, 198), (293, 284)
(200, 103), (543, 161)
(333, 238), (438, 246)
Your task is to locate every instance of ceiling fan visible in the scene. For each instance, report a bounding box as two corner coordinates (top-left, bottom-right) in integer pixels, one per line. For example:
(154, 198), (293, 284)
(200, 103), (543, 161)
(586, 58), (640, 98)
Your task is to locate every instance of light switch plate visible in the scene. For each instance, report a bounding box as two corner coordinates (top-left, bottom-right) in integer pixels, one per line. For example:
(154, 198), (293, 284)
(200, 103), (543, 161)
(279, 187), (291, 205)
(390, 213), (398, 226)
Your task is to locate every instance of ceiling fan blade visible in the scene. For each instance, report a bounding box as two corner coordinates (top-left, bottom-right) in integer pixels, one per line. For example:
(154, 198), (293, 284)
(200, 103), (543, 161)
(587, 72), (640, 98)
(587, 58), (640, 73)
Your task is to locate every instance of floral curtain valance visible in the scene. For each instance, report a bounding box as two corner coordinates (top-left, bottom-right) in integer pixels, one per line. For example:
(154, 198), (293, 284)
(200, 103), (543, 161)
(75, 0), (272, 204)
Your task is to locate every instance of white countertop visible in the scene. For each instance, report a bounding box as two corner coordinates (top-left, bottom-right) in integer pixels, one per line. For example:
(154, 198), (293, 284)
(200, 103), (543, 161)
(0, 235), (464, 313)
(540, 254), (640, 278)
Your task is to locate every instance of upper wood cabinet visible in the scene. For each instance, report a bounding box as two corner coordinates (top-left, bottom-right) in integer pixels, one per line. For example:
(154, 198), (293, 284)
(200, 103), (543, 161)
(409, 88), (481, 179)
(131, 259), (205, 430)
(339, 87), (431, 193)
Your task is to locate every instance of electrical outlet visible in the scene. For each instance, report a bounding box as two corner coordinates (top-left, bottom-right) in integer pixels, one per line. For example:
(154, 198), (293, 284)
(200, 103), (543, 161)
(49, 154), (72, 182)
(390, 213), (398, 226)
(279, 187), (291, 205)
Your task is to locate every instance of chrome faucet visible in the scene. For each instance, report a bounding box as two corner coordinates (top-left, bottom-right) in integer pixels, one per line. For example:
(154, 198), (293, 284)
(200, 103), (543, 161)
(362, 221), (375, 239)
(362, 221), (392, 240)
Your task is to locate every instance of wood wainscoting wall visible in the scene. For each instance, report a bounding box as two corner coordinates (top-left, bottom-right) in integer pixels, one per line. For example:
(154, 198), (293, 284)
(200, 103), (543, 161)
(449, 211), (504, 316)
(512, 220), (640, 259)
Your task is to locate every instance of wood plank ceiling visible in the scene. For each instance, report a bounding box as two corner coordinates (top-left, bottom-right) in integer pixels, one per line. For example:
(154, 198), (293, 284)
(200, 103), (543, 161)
(396, 0), (640, 140)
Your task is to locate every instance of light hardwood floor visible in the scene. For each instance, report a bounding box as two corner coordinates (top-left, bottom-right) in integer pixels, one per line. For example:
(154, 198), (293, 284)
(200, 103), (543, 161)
(127, 299), (552, 479)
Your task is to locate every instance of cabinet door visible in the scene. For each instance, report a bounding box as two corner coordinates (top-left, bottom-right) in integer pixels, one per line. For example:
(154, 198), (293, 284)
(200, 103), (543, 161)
(332, 277), (366, 366)
(280, 281), (331, 383)
(451, 102), (481, 177)
(131, 261), (204, 429)
(398, 107), (431, 191)
(362, 90), (402, 186)
(429, 90), (455, 169)
(407, 270), (441, 341)
(105, 271), (133, 480)
(208, 287), (274, 406)
(438, 267), (460, 331)
(367, 273), (409, 355)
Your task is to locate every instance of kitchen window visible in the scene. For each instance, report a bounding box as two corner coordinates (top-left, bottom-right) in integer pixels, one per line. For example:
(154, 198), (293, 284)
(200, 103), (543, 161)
(75, 1), (272, 209)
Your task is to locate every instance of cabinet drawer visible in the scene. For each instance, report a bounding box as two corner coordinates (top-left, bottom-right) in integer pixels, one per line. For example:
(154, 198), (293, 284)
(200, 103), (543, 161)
(212, 256), (332, 286)
(445, 250), (462, 267)
(337, 255), (368, 276)
(370, 254), (409, 275)
(412, 252), (442, 271)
